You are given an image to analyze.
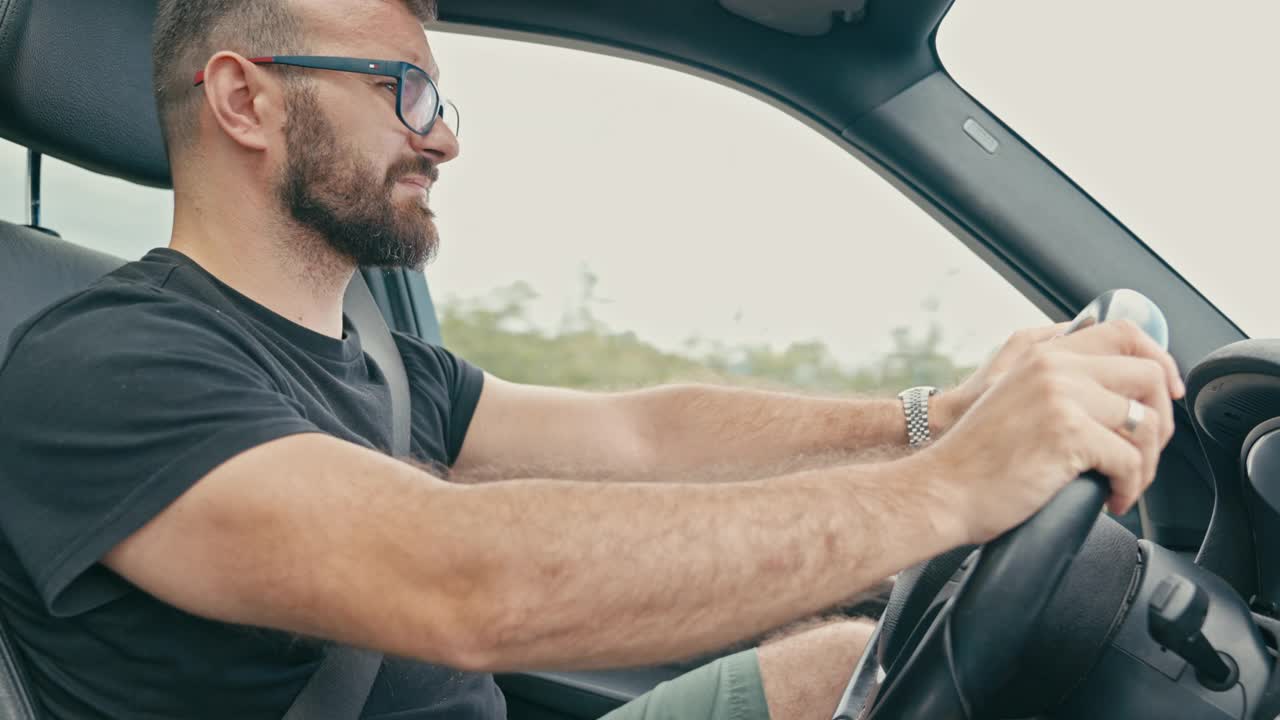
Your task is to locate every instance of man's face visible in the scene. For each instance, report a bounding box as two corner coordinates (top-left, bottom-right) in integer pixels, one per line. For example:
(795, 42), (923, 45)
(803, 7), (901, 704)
(277, 86), (440, 269)
(274, 0), (457, 270)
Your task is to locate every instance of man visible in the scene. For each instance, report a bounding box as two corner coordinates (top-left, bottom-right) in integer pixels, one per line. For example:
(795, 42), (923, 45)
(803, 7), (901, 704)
(0, 0), (1183, 718)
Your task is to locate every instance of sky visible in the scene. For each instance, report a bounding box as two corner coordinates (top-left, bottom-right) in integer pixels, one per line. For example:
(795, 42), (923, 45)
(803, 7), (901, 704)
(1, 1), (1275, 371)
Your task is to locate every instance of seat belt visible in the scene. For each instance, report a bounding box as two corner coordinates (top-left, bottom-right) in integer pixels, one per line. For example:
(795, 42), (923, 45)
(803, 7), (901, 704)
(282, 272), (410, 720)
(348, 269), (412, 457)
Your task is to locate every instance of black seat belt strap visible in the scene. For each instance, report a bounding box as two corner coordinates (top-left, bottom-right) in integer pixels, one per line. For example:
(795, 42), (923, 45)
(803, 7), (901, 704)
(282, 271), (411, 720)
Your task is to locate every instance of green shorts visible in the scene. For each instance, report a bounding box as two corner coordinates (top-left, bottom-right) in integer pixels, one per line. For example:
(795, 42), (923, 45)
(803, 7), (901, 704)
(598, 649), (771, 720)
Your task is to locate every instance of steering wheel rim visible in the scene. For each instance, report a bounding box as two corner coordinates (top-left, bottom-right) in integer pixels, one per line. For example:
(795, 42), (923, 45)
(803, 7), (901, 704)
(837, 473), (1110, 720)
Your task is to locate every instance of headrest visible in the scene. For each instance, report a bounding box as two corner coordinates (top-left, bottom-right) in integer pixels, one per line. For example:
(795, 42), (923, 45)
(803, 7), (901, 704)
(0, 0), (172, 188)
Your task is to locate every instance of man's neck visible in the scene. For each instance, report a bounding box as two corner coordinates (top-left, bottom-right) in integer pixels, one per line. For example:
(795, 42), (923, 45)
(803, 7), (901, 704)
(169, 204), (353, 340)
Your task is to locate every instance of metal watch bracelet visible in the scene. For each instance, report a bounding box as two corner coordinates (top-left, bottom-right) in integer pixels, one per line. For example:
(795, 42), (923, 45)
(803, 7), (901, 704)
(897, 385), (938, 448)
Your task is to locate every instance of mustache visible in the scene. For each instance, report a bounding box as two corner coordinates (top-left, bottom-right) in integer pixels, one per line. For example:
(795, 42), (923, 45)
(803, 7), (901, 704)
(386, 156), (439, 185)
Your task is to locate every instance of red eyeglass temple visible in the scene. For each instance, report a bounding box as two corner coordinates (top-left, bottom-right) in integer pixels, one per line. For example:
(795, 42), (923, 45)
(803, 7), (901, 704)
(193, 57), (276, 86)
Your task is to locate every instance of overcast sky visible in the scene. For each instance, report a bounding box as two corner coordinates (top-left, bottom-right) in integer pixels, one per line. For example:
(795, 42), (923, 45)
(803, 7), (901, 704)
(1, 1), (1275, 370)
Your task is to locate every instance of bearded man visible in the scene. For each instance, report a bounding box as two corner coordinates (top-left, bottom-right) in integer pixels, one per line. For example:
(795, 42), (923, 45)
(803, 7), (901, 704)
(0, 0), (1182, 717)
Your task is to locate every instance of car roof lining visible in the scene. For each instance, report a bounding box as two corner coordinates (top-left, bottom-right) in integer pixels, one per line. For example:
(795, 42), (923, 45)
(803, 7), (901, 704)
(717, 0), (871, 36)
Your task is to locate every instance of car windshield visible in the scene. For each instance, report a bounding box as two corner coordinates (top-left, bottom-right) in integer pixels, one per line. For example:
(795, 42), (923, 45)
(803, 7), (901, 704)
(938, 2), (1279, 338)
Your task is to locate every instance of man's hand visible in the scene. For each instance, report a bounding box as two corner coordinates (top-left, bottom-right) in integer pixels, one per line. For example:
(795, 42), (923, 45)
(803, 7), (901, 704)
(922, 319), (1185, 545)
(932, 321), (1072, 434)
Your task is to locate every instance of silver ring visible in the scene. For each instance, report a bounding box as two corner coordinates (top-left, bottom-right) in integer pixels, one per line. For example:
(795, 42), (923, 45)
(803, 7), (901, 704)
(1123, 398), (1146, 433)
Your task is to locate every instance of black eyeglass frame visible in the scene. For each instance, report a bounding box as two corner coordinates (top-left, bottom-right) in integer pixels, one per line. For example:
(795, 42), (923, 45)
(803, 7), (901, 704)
(193, 55), (458, 138)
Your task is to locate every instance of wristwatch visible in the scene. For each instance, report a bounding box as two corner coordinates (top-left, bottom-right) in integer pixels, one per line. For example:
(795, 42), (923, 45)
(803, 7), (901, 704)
(897, 385), (939, 448)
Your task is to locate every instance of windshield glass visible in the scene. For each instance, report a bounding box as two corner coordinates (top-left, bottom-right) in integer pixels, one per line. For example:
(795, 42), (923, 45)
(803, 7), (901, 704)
(938, 2), (1279, 338)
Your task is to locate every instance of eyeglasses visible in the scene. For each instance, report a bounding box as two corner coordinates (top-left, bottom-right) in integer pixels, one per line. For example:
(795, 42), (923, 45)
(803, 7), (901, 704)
(193, 55), (460, 138)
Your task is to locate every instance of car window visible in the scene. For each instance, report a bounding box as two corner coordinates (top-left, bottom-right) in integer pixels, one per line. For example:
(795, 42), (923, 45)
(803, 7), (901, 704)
(1, 32), (1051, 397)
(0, 138), (170, 261)
(938, 2), (1279, 339)
(424, 31), (1047, 393)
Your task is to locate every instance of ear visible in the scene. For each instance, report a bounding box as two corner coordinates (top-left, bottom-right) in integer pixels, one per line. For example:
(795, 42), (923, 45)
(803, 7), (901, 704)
(198, 52), (283, 152)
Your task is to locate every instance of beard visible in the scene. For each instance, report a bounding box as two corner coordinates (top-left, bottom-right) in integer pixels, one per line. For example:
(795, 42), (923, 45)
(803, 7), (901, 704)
(277, 86), (440, 270)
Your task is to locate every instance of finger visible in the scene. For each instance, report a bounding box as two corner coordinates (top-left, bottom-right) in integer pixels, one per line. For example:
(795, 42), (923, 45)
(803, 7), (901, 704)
(1016, 321), (1073, 345)
(1054, 320), (1185, 399)
(1058, 377), (1163, 495)
(993, 322), (1074, 364)
(1069, 406), (1148, 515)
(1061, 354), (1175, 445)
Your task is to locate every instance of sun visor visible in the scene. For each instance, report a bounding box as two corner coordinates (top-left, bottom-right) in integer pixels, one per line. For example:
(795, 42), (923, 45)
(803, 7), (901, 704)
(0, 0), (171, 188)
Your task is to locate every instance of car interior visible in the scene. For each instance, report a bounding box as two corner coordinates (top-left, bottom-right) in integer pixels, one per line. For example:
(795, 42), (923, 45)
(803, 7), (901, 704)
(2, 0), (1279, 718)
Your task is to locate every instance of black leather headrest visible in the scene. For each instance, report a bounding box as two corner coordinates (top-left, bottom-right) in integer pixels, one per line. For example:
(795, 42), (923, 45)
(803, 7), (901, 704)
(0, 0), (171, 188)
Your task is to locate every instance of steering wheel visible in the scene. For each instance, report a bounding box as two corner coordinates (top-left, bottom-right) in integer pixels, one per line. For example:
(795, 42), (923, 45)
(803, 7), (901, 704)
(841, 474), (1110, 719)
(836, 290), (1170, 720)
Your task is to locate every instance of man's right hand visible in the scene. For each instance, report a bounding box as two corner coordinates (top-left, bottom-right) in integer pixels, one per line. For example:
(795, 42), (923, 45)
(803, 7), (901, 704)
(923, 319), (1186, 546)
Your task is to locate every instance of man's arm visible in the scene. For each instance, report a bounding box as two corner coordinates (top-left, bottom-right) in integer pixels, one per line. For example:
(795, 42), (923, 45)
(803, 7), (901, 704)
(452, 375), (953, 482)
(452, 323), (1073, 482)
(104, 431), (965, 672)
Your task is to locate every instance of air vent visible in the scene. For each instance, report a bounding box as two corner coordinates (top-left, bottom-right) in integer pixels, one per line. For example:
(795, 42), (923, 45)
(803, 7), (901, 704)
(1227, 393), (1272, 418)
(719, 0), (869, 36)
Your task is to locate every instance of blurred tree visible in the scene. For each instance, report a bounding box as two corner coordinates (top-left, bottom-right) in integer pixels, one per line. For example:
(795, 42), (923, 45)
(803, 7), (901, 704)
(439, 275), (976, 395)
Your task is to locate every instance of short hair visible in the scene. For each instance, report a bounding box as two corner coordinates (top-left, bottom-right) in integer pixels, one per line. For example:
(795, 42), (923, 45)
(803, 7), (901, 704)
(152, 0), (438, 157)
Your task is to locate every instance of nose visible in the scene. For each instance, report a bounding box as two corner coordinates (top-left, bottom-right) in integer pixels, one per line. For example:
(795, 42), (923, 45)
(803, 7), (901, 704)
(410, 117), (460, 164)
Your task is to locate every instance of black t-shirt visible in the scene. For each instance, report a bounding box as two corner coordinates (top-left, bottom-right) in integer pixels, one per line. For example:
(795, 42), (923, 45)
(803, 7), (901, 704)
(0, 248), (506, 719)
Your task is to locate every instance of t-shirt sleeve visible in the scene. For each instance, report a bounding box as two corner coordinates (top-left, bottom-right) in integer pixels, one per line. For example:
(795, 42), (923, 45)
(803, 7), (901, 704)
(393, 332), (484, 466)
(0, 288), (322, 617)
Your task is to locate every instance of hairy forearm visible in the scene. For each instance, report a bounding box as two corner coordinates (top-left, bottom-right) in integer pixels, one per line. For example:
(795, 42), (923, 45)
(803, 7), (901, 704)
(421, 452), (964, 672)
(105, 434), (958, 681)
(623, 383), (952, 481)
